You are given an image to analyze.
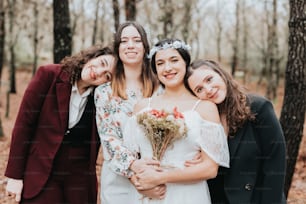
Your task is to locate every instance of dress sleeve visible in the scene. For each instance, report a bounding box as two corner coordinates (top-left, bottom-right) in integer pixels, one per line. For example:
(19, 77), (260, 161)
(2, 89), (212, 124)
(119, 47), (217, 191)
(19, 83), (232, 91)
(195, 120), (230, 168)
(94, 83), (135, 177)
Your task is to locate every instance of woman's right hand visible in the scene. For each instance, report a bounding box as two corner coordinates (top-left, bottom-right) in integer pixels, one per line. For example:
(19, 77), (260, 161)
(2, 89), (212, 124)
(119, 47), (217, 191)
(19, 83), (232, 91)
(6, 178), (23, 202)
(130, 157), (160, 174)
(138, 184), (166, 200)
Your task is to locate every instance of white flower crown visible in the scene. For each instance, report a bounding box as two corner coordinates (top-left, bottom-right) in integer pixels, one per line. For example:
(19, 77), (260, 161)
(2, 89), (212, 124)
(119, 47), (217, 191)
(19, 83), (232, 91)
(147, 41), (191, 59)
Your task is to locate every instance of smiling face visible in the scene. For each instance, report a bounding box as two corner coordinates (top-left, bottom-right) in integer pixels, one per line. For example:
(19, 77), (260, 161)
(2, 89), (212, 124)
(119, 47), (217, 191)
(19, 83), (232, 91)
(155, 48), (186, 88)
(81, 54), (115, 86)
(187, 66), (227, 104)
(119, 25), (145, 66)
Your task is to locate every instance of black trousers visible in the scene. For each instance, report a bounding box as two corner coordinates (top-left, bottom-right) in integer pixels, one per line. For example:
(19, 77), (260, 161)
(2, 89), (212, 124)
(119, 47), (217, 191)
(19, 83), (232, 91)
(21, 144), (93, 204)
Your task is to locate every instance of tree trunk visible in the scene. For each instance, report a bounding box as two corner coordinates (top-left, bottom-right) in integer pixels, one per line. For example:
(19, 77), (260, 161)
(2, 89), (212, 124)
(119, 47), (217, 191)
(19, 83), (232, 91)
(53, 0), (72, 63)
(8, 0), (16, 93)
(125, 0), (136, 21)
(181, 1), (191, 43)
(92, 0), (100, 45)
(32, 1), (38, 76)
(0, 0), (4, 136)
(279, 0), (306, 197)
(0, 0), (5, 86)
(231, 0), (240, 76)
(266, 0), (279, 100)
(112, 0), (120, 31)
(241, 0), (248, 84)
(157, 0), (173, 39)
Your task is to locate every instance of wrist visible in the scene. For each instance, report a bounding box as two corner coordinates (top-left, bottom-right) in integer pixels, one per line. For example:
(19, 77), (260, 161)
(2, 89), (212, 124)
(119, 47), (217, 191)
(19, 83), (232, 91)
(158, 171), (168, 185)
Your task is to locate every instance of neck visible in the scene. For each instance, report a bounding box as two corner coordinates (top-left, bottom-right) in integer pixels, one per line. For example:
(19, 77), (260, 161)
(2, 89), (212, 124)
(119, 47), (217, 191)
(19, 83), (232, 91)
(77, 80), (90, 95)
(163, 85), (191, 99)
(124, 64), (143, 90)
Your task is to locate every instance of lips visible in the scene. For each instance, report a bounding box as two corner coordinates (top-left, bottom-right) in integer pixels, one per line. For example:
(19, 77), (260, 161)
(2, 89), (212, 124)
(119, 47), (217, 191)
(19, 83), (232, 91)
(126, 52), (137, 57)
(164, 73), (176, 79)
(208, 90), (218, 100)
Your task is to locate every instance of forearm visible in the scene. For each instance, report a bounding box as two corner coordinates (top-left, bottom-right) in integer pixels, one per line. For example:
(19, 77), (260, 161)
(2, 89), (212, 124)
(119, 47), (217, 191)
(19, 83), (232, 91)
(160, 160), (218, 184)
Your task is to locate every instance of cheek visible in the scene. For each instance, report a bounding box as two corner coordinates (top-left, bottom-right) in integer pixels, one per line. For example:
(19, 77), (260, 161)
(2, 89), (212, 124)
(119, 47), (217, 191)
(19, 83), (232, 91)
(196, 92), (207, 100)
(81, 69), (89, 80)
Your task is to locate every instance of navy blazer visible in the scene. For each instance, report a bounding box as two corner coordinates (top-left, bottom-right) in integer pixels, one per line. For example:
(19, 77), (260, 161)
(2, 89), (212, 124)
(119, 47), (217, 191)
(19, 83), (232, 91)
(208, 95), (287, 204)
(5, 65), (100, 200)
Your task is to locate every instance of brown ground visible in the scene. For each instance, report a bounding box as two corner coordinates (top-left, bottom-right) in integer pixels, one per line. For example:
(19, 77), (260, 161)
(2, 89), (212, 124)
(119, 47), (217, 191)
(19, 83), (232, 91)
(0, 68), (305, 203)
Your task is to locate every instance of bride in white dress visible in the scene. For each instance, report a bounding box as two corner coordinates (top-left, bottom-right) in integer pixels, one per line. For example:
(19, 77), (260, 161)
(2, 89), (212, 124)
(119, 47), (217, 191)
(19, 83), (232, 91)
(124, 39), (229, 204)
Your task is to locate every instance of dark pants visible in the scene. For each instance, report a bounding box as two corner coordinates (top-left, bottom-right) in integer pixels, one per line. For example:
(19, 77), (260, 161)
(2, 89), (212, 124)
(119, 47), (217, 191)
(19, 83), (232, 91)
(21, 145), (92, 204)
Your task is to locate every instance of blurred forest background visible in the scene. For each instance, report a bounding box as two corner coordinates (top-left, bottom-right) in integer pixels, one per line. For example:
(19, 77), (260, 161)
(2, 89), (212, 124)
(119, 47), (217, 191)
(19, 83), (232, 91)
(0, 0), (305, 203)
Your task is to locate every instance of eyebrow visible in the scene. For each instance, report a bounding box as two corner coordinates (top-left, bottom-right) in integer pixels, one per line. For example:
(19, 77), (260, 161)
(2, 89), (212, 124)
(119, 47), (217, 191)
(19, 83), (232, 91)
(121, 36), (141, 40)
(100, 58), (108, 66)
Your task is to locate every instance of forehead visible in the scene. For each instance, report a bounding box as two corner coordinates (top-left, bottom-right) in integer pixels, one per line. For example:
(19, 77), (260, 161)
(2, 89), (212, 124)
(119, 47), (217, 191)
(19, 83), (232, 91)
(193, 67), (216, 76)
(155, 48), (180, 60)
(121, 26), (140, 38)
(188, 67), (215, 85)
(93, 54), (114, 62)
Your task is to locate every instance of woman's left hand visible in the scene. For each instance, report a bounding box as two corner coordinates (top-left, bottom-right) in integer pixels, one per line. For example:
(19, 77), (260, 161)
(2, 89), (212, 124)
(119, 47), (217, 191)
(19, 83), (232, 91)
(135, 166), (163, 190)
(184, 151), (203, 167)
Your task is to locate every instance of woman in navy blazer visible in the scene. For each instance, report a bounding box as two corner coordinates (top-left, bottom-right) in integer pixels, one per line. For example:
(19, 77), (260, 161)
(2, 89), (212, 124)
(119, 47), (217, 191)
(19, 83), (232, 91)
(5, 45), (115, 203)
(185, 59), (286, 204)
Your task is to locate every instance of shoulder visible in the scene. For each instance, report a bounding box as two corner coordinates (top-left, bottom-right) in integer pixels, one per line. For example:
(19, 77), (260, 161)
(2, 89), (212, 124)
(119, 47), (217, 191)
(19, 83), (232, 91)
(95, 82), (112, 93)
(195, 100), (220, 123)
(36, 64), (61, 74)
(94, 82), (112, 104)
(31, 64), (62, 83)
(247, 94), (273, 114)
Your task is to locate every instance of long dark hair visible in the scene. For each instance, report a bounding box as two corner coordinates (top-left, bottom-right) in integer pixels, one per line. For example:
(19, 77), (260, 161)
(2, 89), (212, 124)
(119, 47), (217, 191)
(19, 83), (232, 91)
(60, 45), (114, 84)
(185, 59), (255, 136)
(112, 21), (158, 99)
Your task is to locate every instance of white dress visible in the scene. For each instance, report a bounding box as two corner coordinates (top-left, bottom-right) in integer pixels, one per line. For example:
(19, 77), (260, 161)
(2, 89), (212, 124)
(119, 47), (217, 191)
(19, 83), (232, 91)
(124, 100), (230, 204)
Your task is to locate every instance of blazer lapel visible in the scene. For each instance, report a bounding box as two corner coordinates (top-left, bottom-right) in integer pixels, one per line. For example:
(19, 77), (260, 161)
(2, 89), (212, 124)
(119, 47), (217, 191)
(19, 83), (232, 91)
(56, 71), (71, 129)
(228, 127), (246, 162)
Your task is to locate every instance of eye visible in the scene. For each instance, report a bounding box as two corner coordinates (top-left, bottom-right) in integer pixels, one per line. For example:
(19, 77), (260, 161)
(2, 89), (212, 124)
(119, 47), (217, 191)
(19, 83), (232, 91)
(195, 87), (203, 94)
(206, 76), (213, 83)
(120, 40), (128, 44)
(156, 62), (164, 67)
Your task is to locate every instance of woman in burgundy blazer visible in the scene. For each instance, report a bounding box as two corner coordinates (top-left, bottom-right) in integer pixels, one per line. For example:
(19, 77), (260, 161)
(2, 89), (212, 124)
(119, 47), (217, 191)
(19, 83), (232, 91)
(5, 45), (115, 203)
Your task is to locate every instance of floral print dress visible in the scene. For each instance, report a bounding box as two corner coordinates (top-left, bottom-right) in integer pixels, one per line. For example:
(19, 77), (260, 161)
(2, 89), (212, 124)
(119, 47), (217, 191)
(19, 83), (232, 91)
(95, 82), (162, 204)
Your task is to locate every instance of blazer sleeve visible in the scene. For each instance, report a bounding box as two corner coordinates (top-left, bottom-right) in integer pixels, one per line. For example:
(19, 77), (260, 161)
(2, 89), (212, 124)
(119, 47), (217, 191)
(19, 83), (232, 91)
(5, 65), (59, 179)
(251, 96), (286, 203)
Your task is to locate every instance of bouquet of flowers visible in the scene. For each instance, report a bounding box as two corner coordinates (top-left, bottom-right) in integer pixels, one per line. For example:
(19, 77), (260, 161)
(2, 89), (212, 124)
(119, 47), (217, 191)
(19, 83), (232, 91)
(136, 107), (188, 161)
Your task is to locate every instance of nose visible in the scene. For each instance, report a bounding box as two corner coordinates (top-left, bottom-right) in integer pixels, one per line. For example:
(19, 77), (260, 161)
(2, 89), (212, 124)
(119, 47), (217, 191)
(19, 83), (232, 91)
(203, 84), (213, 94)
(127, 40), (135, 48)
(164, 61), (172, 71)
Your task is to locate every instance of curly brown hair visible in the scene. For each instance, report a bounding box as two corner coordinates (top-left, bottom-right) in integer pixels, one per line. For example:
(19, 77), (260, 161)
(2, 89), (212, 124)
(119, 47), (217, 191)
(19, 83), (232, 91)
(60, 45), (114, 85)
(185, 59), (255, 136)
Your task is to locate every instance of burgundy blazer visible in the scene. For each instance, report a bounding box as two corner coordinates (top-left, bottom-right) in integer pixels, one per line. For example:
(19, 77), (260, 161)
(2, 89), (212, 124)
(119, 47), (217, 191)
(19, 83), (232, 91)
(5, 64), (100, 200)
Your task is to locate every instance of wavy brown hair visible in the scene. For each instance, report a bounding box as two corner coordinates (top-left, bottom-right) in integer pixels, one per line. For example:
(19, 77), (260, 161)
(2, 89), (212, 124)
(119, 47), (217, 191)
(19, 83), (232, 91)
(185, 59), (255, 136)
(112, 21), (159, 99)
(60, 45), (114, 85)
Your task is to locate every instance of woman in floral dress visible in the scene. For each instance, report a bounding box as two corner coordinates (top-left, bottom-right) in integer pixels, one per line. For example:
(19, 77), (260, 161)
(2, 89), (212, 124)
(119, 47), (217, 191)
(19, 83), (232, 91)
(94, 21), (161, 204)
